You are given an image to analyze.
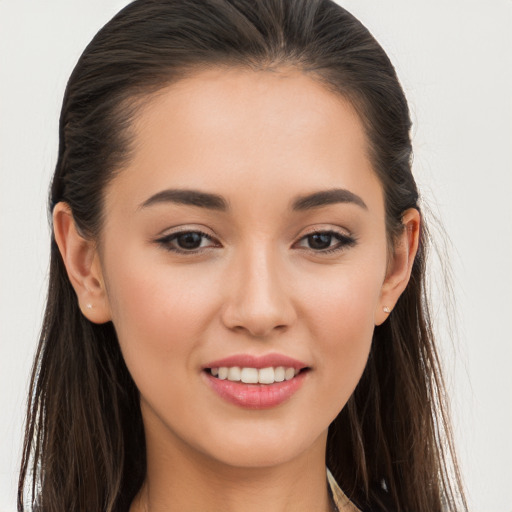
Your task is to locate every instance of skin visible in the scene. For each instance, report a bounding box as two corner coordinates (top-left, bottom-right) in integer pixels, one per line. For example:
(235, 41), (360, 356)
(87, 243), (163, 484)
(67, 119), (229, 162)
(54, 67), (420, 512)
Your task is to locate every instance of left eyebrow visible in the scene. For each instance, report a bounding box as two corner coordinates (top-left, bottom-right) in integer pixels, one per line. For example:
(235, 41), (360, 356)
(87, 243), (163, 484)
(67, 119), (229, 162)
(291, 188), (368, 211)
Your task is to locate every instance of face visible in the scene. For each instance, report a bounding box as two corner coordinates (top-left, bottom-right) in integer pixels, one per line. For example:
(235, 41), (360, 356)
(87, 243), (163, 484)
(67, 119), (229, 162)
(96, 68), (393, 469)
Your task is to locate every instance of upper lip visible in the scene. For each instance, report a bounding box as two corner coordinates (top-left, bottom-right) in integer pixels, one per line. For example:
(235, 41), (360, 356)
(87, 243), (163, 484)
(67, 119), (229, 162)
(203, 353), (309, 370)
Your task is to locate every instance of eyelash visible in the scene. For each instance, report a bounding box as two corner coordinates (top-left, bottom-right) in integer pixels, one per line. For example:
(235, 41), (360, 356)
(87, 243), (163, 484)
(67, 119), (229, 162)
(155, 230), (218, 255)
(295, 230), (357, 254)
(155, 229), (356, 255)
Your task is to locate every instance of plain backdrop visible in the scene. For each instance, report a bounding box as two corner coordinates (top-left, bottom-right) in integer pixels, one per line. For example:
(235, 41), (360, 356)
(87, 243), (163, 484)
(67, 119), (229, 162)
(0, 1), (511, 511)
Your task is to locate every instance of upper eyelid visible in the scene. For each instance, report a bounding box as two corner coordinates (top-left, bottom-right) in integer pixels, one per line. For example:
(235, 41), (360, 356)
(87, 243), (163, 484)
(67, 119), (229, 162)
(155, 224), (218, 239)
(301, 229), (352, 239)
(294, 230), (356, 245)
(294, 225), (354, 240)
(155, 227), (350, 238)
(157, 230), (218, 244)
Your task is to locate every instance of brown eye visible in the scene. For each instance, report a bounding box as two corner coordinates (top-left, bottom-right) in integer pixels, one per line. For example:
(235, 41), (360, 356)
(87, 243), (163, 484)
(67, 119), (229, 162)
(307, 233), (333, 250)
(295, 230), (357, 254)
(156, 230), (218, 254)
(175, 232), (204, 250)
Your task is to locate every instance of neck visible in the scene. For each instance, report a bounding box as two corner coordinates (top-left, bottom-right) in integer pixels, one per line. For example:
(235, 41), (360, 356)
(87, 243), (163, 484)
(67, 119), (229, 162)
(131, 417), (333, 512)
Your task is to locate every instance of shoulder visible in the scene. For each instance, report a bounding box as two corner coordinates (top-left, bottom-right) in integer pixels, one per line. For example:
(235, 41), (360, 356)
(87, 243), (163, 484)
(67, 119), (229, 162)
(327, 467), (361, 512)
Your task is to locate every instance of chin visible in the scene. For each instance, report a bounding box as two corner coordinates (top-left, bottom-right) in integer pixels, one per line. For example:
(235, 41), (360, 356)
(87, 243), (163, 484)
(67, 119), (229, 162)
(206, 447), (303, 470)
(196, 425), (327, 470)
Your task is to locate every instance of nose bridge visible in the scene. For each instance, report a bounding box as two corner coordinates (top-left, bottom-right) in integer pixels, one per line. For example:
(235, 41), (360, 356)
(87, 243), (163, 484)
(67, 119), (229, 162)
(222, 239), (295, 337)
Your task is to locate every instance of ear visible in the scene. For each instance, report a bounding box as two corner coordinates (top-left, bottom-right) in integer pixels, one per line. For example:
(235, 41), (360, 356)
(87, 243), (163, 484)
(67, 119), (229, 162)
(375, 208), (421, 326)
(53, 202), (112, 324)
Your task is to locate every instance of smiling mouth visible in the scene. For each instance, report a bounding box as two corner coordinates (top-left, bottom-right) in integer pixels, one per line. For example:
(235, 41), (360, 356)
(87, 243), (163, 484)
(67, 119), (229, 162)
(205, 366), (310, 385)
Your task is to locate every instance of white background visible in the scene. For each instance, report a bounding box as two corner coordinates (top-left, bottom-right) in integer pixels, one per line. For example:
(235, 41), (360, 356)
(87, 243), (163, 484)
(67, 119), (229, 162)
(0, 1), (511, 511)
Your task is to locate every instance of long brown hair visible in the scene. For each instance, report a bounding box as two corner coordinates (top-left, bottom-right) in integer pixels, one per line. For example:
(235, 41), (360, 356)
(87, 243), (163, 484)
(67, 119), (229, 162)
(18, 1), (467, 511)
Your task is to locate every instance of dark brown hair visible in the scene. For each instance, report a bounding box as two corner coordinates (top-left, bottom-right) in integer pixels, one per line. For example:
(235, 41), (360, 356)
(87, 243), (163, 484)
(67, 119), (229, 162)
(19, 1), (467, 511)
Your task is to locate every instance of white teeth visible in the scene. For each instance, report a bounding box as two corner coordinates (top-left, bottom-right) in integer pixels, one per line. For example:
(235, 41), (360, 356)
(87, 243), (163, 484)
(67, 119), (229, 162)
(241, 367), (259, 384)
(227, 367), (241, 381)
(284, 367), (295, 381)
(274, 366), (285, 382)
(258, 367), (275, 384)
(210, 366), (302, 384)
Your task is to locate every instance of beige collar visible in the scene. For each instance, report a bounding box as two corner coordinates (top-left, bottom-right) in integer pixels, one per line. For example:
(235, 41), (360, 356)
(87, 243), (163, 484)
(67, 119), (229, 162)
(327, 467), (361, 512)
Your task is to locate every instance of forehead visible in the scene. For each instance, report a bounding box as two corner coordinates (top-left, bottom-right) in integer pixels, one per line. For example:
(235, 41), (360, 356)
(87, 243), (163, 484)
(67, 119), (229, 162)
(106, 67), (383, 216)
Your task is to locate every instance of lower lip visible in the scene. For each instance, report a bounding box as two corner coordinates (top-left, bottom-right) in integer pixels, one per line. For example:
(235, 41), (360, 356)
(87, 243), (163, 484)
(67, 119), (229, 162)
(203, 370), (308, 409)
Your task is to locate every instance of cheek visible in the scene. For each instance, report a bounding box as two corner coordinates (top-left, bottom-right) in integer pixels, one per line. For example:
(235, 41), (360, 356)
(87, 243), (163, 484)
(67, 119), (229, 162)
(102, 248), (221, 380)
(297, 262), (383, 408)
(300, 260), (383, 340)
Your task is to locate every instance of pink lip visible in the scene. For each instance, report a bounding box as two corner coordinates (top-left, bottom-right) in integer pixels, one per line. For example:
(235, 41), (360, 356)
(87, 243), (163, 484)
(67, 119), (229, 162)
(203, 370), (308, 409)
(203, 353), (309, 370)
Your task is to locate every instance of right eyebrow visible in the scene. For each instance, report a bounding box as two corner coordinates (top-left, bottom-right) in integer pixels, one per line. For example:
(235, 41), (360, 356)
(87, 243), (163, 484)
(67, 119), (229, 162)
(138, 188), (229, 211)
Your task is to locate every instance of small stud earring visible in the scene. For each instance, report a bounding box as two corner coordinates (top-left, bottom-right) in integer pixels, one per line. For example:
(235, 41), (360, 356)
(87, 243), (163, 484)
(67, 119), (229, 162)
(86, 304), (93, 309)
(383, 306), (391, 314)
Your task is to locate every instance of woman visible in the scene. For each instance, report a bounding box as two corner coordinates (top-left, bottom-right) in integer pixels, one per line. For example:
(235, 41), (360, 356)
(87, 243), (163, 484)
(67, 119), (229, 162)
(18, 0), (467, 511)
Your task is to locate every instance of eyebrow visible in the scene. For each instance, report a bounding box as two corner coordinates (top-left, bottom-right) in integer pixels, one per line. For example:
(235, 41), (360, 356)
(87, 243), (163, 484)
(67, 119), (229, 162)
(139, 187), (367, 213)
(291, 188), (367, 211)
(139, 189), (228, 211)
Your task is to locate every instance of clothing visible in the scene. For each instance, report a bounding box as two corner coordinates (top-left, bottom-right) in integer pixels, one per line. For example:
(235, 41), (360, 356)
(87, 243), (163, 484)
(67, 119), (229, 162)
(327, 467), (361, 512)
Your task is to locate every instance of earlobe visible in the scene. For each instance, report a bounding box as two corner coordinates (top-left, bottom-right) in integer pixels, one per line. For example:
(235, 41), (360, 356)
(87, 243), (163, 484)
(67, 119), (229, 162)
(53, 202), (112, 324)
(375, 208), (420, 326)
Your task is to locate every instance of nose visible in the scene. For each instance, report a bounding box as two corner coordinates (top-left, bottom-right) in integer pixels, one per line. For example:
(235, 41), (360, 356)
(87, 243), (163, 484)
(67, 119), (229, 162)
(220, 245), (297, 338)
